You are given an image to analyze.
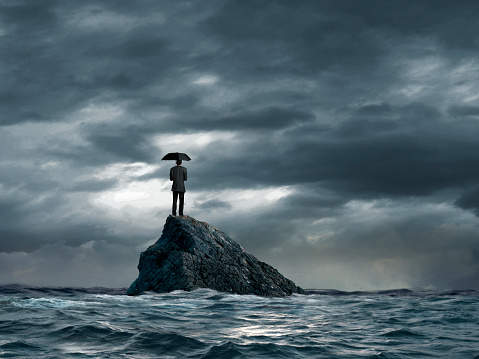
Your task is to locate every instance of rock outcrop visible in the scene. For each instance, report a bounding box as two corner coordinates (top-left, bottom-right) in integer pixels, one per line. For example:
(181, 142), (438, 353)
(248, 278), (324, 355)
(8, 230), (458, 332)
(127, 215), (305, 297)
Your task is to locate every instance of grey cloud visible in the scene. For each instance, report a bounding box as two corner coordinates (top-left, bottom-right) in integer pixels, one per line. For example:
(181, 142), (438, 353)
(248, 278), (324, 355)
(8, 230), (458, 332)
(0, 229), (38, 252)
(0, 190), (122, 252)
(69, 178), (119, 192)
(272, 191), (348, 220)
(217, 200), (479, 290)
(47, 145), (119, 166)
(185, 107), (315, 131)
(202, 1), (384, 76)
(334, 119), (398, 138)
(328, 213), (479, 290)
(448, 105), (479, 118)
(0, 216), (148, 253)
(190, 102), (479, 199)
(0, 2), (69, 126)
(122, 38), (171, 59)
(0, 240), (139, 288)
(289, 140), (479, 198)
(398, 103), (442, 124)
(194, 199), (232, 211)
(79, 36), (176, 90)
(0, 1), (57, 31)
(0, 2), (180, 127)
(455, 187), (479, 216)
(219, 212), (302, 254)
(120, 106), (316, 138)
(48, 125), (155, 165)
(327, 0), (479, 50)
(89, 133), (152, 162)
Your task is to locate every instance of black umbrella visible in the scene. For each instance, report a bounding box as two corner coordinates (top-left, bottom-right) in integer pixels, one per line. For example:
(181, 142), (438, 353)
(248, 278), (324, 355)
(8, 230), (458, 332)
(161, 152), (191, 161)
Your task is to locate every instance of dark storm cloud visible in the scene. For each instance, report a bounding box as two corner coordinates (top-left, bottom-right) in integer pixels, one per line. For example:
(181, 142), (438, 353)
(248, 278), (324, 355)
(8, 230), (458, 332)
(334, 119), (398, 138)
(202, 1), (384, 76)
(0, 198), (27, 228)
(178, 107), (315, 131)
(0, 224), (120, 253)
(0, 1), (85, 126)
(323, 0), (479, 50)
(288, 104), (479, 198)
(89, 131), (152, 162)
(273, 191), (348, 220)
(455, 187), (479, 216)
(201, 0), (479, 82)
(448, 105), (479, 118)
(0, 1), (179, 127)
(78, 36), (176, 90)
(0, 0), (57, 31)
(189, 102), (479, 202)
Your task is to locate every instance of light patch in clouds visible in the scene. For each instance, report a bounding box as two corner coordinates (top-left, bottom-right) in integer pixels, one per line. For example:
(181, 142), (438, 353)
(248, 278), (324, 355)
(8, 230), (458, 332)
(65, 6), (163, 32)
(94, 162), (160, 181)
(91, 178), (168, 211)
(189, 186), (294, 220)
(152, 131), (237, 153)
(404, 56), (446, 80)
(197, 84), (243, 109)
(450, 60), (479, 103)
(192, 75), (219, 85)
(390, 46), (479, 107)
(89, 178), (170, 236)
(220, 186), (293, 211)
(70, 100), (129, 126)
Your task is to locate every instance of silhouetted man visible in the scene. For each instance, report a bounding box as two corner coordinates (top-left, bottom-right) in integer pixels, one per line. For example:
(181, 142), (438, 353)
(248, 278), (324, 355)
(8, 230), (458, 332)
(170, 160), (187, 216)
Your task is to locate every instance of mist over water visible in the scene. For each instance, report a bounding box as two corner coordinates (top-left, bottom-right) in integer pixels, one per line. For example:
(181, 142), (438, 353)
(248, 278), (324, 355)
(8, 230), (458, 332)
(1, 285), (478, 358)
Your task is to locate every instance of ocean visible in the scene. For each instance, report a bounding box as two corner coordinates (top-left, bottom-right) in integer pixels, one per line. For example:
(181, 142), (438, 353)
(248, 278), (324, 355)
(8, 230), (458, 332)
(1, 285), (478, 358)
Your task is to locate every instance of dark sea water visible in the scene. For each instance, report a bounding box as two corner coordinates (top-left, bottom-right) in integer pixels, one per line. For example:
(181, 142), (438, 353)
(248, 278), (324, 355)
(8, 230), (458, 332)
(1, 285), (478, 358)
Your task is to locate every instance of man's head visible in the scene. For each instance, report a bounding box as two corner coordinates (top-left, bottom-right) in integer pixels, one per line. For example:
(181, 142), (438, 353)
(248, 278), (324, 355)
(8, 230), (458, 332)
(176, 160), (182, 166)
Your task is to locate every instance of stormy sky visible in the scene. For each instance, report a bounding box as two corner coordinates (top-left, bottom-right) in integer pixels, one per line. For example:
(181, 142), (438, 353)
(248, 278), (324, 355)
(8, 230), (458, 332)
(2, 0), (479, 290)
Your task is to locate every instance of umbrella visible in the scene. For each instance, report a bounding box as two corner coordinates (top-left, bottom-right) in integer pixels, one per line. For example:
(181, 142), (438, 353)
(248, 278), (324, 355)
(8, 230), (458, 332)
(161, 152), (191, 161)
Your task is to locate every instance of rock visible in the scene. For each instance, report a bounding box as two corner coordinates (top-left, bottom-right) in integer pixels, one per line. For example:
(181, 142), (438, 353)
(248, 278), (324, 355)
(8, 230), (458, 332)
(127, 215), (305, 297)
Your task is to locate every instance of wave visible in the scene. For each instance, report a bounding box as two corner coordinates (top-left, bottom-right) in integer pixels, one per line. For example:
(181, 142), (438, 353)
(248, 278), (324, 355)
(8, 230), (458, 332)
(202, 341), (330, 358)
(381, 328), (424, 338)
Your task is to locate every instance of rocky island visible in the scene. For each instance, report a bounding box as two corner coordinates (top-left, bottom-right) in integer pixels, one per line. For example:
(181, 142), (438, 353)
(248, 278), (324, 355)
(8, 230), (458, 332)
(127, 215), (305, 297)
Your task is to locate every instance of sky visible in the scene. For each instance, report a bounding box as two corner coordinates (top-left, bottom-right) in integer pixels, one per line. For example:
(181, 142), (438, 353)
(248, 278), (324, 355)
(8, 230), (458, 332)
(1, 0), (479, 290)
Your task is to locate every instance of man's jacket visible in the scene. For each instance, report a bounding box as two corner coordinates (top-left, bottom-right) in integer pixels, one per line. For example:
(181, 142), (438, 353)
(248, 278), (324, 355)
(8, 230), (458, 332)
(170, 165), (187, 192)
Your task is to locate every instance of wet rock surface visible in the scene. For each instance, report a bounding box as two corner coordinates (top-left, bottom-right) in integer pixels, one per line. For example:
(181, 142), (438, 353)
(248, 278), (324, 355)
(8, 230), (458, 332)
(127, 215), (305, 297)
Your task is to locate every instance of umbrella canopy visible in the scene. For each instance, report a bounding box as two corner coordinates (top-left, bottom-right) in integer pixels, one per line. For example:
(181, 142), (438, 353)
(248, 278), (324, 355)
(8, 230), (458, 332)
(161, 152), (191, 161)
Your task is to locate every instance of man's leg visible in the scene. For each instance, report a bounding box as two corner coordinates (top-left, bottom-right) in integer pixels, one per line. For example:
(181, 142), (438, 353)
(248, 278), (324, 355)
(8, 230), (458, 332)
(179, 192), (185, 216)
(172, 191), (178, 216)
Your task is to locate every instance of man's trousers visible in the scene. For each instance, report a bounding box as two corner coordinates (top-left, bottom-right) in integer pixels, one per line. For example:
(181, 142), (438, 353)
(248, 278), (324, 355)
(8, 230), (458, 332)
(172, 191), (185, 216)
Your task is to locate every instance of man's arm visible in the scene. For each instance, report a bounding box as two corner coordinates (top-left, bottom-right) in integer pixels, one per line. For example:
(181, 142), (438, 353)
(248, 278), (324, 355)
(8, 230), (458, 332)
(184, 168), (187, 181)
(170, 168), (173, 181)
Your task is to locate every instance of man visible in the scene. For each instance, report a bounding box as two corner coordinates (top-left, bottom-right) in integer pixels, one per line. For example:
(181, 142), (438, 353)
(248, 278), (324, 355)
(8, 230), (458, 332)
(170, 159), (187, 216)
